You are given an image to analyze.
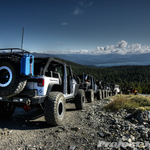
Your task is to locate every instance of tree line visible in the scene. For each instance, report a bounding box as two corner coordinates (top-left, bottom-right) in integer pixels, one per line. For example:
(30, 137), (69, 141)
(56, 58), (150, 94)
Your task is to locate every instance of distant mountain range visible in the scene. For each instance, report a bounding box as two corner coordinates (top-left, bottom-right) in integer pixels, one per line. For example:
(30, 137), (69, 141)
(32, 52), (150, 66)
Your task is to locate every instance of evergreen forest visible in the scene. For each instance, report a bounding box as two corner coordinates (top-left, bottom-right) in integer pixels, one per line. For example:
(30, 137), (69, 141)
(56, 58), (150, 94)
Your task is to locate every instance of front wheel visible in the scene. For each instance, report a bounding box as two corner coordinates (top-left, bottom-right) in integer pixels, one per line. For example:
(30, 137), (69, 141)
(86, 89), (94, 103)
(44, 92), (66, 126)
(75, 89), (85, 110)
(0, 102), (15, 119)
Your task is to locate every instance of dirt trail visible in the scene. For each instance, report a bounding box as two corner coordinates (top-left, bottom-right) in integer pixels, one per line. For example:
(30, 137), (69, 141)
(0, 100), (104, 150)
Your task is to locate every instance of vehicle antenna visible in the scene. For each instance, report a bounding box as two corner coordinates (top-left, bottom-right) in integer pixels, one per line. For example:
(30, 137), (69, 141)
(21, 27), (24, 50)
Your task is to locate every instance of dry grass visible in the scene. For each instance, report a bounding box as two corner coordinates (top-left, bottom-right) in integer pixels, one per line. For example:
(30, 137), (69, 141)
(103, 94), (150, 112)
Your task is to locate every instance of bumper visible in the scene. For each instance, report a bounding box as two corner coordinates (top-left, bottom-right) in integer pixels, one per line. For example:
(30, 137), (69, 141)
(0, 96), (46, 105)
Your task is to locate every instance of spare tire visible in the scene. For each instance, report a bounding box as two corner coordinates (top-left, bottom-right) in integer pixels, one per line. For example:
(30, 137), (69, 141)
(0, 59), (27, 97)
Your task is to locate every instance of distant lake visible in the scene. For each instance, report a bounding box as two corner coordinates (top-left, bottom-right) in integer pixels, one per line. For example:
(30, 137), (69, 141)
(96, 62), (150, 67)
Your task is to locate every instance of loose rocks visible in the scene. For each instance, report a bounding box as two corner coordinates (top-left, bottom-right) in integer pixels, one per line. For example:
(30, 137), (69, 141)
(0, 100), (149, 149)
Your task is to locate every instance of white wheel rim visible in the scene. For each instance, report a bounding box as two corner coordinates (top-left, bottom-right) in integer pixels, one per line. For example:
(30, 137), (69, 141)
(0, 66), (12, 87)
(57, 100), (64, 118)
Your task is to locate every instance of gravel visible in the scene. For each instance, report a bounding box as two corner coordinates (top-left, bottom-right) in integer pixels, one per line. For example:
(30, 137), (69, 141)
(0, 97), (150, 150)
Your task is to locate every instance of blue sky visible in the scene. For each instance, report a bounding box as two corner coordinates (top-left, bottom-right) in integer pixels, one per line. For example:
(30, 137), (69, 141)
(0, 0), (150, 54)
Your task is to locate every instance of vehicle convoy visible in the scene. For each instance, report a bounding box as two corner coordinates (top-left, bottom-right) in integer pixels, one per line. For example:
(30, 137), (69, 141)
(78, 71), (122, 102)
(97, 81), (120, 98)
(78, 73), (109, 102)
(0, 48), (85, 126)
(107, 83), (121, 95)
(122, 87), (138, 95)
(100, 81), (110, 98)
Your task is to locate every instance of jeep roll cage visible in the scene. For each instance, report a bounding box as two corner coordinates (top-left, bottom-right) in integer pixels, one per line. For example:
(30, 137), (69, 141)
(34, 57), (73, 77)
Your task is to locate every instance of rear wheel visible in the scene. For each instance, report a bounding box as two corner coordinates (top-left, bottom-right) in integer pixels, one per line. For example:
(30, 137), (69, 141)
(97, 89), (102, 100)
(105, 90), (108, 97)
(75, 89), (85, 110)
(86, 89), (94, 103)
(109, 91), (112, 96)
(102, 90), (105, 99)
(44, 92), (66, 126)
(104, 90), (107, 98)
(107, 90), (109, 97)
(0, 102), (15, 119)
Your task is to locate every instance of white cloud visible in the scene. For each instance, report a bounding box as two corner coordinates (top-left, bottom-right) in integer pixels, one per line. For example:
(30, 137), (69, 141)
(129, 44), (141, 50)
(37, 40), (150, 55)
(110, 45), (115, 49)
(73, 1), (93, 15)
(104, 45), (110, 50)
(94, 41), (150, 55)
(96, 47), (104, 51)
(73, 8), (84, 15)
(67, 49), (89, 54)
(61, 22), (68, 25)
(115, 40), (128, 48)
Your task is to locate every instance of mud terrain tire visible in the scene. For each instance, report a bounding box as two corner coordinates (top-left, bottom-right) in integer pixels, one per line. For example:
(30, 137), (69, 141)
(107, 90), (109, 97)
(104, 90), (107, 98)
(97, 89), (102, 100)
(0, 102), (16, 119)
(86, 89), (94, 103)
(109, 91), (112, 96)
(44, 92), (66, 126)
(75, 89), (85, 110)
(101, 90), (105, 99)
(0, 59), (27, 97)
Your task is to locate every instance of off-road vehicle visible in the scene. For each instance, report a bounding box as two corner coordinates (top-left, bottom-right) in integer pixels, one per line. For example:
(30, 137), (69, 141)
(97, 80), (109, 99)
(0, 48), (85, 126)
(78, 73), (106, 102)
(107, 83), (121, 95)
(122, 86), (137, 95)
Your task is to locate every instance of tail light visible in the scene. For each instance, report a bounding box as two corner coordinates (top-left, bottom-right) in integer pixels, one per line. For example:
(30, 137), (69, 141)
(23, 105), (31, 111)
(37, 78), (44, 87)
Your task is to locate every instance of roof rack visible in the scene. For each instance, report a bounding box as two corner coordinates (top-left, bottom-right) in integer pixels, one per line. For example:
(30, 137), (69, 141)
(0, 48), (30, 53)
(0, 48), (30, 57)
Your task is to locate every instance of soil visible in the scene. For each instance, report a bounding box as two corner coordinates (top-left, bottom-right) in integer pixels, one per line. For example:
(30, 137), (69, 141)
(0, 97), (150, 150)
(0, 98), (105, 150)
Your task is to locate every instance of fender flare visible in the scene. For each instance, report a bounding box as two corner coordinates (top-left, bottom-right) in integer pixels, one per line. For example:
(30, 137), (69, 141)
(46, 84), (63, 95)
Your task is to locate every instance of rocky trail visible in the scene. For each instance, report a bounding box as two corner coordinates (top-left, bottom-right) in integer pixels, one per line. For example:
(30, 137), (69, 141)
(0, 97), (150, 150)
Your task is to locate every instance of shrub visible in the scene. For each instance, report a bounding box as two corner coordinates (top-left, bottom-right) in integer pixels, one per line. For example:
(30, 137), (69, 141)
(104, 95), (150, 112)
